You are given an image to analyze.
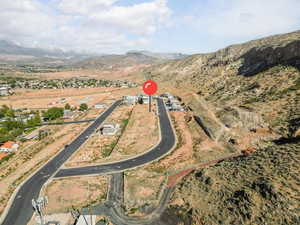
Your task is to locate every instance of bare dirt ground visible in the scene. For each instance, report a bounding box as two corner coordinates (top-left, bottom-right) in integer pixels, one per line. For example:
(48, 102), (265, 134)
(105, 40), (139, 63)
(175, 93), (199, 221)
(124, 168), (165, 216)
(65, 101), (159, 168)
(65, 105), (133, 167)
(33, 66), (146, 82)
(27, 213), (75, 225)
(43, 175), (107, 214)
(0, 87), (117, 109)
(110, 102), (158, 161)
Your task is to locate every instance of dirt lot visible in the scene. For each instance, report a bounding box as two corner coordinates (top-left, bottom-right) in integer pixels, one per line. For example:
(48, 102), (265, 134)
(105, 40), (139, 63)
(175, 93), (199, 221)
(32, 66), (146, 83)
(65, 100), (159, 168)
(43, 175), (107, 214)
(0, 87), (116, 109)
(65, 105), (133, 167)
(111, 102), (159, 160)
(27, 213), (75, 225)
(124, 167), (166, 216)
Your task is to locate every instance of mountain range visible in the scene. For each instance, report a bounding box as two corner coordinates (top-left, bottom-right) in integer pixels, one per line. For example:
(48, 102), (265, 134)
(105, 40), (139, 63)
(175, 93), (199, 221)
(0, 40), (187, 67)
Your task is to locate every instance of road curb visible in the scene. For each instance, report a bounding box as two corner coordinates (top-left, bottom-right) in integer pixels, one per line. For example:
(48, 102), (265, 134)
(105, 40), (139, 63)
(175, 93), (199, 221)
(53, 98), (178, 178)
(0, 101), (120, 225)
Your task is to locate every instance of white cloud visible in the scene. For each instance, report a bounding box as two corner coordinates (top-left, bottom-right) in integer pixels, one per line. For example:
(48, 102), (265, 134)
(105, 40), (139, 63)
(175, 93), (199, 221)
(57, 0), (121, 15)
(0, 0), (55, 43)
(90, 0), (171, 35)
(187, 0), (300, 39)
(0, 0), (171, 53)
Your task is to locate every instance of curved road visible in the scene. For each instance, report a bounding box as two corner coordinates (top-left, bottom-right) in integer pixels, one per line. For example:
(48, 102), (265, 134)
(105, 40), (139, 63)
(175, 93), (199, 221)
(55, 98), (175, 178)
(1, 100), (121, 225)
(1, 98), (176, 225)
(87, 172), (175, 225)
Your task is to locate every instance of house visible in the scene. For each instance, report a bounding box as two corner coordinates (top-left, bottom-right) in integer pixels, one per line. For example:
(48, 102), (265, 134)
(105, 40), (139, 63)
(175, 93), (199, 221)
(122, 96), (138, 105)
(166, 97), (185, 112)
(101, 124), (120, 136)
(168, 103), (184, 112)
(138, 95), (149, 104)
(95, 103), (106, 109)
(160, 93), (172, 99)
(0, 86), (10, 96)
(0, 141), (19, 152)
(63, 110), (74, 119)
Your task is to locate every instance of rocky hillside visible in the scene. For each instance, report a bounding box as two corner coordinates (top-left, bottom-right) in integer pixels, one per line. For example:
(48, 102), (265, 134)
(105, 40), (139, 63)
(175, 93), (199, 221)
(144, 31), (300, 224)
(0, 40), (88, 64)
(75, 50), (187, 70)
(127, 50), (188, 60)
(75, 52), (160, 70)
(146, 30), (300, 139)
(169, 142), (299, 225)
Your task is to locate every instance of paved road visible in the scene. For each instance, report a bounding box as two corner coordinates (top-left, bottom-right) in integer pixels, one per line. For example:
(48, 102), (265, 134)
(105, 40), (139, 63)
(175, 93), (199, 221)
(82, 172), (175, 225)
(1, 98), (176, 225)
(55, 98), (175, 178)
(0, 100), (121, 225)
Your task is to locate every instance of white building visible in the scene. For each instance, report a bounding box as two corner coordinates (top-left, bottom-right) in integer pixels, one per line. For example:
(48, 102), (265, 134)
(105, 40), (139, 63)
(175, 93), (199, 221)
(95, 103), (106, 109)
(0, 86), (10, 96)
(0, 141), (19, 152)
(122, 96), (138, 105)
(63, 110), (74, 119)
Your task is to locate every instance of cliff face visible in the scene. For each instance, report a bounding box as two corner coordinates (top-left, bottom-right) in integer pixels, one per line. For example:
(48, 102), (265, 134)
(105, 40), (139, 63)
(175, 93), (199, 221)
(146, 30), (300, 139)
(144, 31), (300, 225)
(147, 30), (300, 83)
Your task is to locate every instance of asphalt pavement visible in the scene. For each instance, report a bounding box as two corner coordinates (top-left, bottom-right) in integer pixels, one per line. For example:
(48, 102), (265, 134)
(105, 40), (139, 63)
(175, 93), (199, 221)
(1, 97), (176, 225)
(54, 98), (175, 178)
(0, 100), (121, 225)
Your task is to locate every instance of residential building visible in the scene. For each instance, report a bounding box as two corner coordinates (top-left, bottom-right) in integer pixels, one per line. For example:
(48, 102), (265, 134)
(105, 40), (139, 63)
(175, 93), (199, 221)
(165, 95), (185, 112)
(122, 96), (138, 105)
(138, 95), (149, 104)
(0, 141), (19, 152)
(95, 103), (106, 109)
(63, 110), (74, 119)
(0, 86), (10, 96)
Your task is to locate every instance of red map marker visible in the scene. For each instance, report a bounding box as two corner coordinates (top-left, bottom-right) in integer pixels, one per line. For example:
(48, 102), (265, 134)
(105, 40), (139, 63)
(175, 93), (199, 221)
(143, 80), (157, 96)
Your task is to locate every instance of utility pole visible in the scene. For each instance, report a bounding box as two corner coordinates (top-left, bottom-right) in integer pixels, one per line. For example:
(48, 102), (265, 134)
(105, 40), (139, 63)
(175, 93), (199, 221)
(148, 95), (151, 112)
(32, 196), (48, 225)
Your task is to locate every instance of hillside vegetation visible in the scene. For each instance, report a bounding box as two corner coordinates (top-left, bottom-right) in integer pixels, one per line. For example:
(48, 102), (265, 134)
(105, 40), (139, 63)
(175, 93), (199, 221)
(144, 30), (300, 224)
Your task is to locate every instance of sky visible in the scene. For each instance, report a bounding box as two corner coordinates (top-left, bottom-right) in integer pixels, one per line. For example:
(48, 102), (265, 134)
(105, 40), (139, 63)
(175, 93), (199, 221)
(0, 0), (300, 54)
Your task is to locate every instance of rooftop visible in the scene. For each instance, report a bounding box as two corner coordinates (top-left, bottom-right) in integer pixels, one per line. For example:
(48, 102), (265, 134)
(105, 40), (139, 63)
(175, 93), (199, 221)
(1, 141), (17, 149)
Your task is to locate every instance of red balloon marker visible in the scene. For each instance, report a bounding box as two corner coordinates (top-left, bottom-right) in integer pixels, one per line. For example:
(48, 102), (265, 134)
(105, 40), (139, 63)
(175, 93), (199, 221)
(143, 80), (157, 96)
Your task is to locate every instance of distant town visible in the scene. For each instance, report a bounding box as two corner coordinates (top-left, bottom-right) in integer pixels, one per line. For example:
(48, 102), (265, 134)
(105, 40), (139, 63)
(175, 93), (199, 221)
(0, 77), (138, 96)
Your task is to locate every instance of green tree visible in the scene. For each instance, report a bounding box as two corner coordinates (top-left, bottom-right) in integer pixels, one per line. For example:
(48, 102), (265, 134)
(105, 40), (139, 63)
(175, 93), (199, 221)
(43, 107), (64, 121)
(0, 105), (10, 118)
(27, 113), (42, 127)
(64, 103), (71, 110)
(5, 109), (15, 118)
(79, 103), (88, 111)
